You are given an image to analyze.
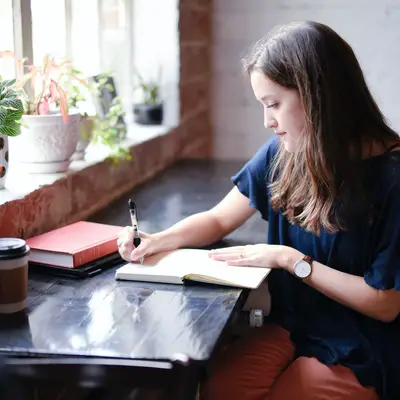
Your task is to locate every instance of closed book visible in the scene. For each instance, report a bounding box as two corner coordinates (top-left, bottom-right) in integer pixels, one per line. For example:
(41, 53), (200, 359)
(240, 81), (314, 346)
(115, 248), (271, 289)
(26, 221), (123, 268)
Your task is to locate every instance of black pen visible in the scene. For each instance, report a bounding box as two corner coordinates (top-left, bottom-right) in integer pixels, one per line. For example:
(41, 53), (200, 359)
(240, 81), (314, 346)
(128, 199), (143, 264)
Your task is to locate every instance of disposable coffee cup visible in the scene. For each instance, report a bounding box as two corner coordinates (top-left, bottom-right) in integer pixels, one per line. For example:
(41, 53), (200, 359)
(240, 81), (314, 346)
(0, 238), (30, 314)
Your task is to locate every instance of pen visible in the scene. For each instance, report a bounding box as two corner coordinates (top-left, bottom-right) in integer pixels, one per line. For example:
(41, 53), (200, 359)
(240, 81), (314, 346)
(128, 199), (143, 264)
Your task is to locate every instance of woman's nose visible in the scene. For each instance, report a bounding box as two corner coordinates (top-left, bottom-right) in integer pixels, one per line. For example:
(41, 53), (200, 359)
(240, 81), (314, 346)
(264, 116), (277, 130)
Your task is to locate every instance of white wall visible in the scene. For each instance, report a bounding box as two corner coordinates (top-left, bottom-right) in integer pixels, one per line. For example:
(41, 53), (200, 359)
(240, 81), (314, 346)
(212, 0), (400, 160)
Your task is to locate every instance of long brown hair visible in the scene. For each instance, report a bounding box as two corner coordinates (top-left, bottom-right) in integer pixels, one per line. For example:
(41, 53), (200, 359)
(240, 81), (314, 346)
(242, 21), (399, 235)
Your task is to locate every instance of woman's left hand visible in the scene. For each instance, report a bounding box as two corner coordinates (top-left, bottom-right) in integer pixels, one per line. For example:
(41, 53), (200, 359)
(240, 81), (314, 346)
(209, 244), (293, 269)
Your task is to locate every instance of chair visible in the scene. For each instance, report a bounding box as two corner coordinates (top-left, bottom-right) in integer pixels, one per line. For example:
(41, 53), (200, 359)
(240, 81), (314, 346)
(1, 352), (199, 400)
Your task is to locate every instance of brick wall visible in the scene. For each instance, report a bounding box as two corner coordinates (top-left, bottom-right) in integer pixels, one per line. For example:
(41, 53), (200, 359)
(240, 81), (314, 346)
(212, 0), (400, 160)
(179, 0), (213, 158)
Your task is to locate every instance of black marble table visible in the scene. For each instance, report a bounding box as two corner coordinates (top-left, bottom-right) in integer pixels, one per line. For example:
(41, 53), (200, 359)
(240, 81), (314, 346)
(0, 265), (246, 362)
(0, 159), (268, 398)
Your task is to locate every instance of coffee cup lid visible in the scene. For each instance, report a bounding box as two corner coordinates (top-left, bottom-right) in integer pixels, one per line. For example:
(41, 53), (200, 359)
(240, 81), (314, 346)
(0, 238), (30, 260)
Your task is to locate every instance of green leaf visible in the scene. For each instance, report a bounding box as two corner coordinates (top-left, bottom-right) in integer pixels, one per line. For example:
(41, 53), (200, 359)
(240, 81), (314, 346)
(2, 79), (16, 87)
(3, 91), (18, 99)
(0, 87), (6, 101)
(0, 108), (24, 124)
(5, 108), (23, 123)
(0, 97), (24, 111)
(0, 107), (6, 123)
(0, 119), (21, 136)
(0, 80), (24, 136)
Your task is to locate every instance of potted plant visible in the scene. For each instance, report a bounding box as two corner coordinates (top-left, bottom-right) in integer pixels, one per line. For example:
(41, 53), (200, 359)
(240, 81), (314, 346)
(132, 68), (163, 125)
(0, 74), (24, 189)
(89, 95), (130, 164)
(9, 54), (81, 173)
(81, 71), (130, 164)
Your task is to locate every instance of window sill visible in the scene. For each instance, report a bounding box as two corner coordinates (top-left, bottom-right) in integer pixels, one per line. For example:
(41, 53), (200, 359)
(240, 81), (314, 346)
(0, 122), (175, 206)
(0, 121), (183, 239)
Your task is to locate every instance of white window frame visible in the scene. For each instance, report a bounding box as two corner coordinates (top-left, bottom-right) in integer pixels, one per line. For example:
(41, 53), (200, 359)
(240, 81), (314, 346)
(11, 0), (134, 106)
(9, 0), (179, 127)
(12, 0), (33, 70)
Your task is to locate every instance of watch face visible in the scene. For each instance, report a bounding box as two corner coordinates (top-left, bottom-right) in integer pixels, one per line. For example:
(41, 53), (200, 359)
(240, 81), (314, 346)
(294, 260), (311, 278)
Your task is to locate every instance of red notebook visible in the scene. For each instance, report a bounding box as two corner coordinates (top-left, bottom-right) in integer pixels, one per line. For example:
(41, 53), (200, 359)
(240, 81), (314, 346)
(26, 221), (124, 268)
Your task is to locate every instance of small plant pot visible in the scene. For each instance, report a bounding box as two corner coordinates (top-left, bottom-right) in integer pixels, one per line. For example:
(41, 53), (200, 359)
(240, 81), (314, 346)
(133, 103), (163, 125)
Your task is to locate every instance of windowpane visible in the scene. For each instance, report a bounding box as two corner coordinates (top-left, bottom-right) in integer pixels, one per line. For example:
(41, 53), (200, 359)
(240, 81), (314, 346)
(70, 0), (101, 76)
(29, 0), (132, 116)
(100, 0), (132, 111)
(0, 0), (15, 79)
(31, 0), (67, 63)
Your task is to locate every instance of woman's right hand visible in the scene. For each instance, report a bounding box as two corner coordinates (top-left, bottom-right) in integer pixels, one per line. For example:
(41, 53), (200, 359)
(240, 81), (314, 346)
(117, 227), (159, 262)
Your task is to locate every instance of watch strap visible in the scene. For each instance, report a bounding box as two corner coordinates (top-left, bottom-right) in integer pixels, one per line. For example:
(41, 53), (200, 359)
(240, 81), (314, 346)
(303, 255), (313, 264)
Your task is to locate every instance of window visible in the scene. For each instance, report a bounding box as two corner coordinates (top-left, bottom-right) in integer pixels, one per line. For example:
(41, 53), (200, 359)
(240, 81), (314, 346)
(21, 0), (133, 108)
(31, 0), (67, 63)
(100, 0), (132, 111)
(70, 0), (101, 76)
(0, 0), (15, 79)
(1, 0), (179, 126)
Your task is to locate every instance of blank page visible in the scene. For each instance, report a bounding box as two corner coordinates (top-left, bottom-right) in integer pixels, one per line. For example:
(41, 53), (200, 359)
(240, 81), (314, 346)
(115, 248), (270, 288)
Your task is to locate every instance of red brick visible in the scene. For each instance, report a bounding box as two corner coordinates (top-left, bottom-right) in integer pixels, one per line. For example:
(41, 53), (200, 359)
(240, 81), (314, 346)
(178, 0), (212, 157)
(181, 137), (212, 158)
(181, 109), (210, 140)
(160, 128), (183, 162)
(179, 0), (212, 10)
(180, 44), (210, 82)
(179, 5), (211, 43)
(179, 109), (212, 157)
(180, 77), (209, 118)
(0, 181), (72, 239)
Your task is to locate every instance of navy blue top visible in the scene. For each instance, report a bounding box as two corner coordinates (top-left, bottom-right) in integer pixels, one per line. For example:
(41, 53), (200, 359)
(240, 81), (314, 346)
(231, 136), (400, 399)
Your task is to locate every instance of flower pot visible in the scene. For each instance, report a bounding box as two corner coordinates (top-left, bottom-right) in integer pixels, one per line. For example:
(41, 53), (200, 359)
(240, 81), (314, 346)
(133, 103), (163, 125)
(71, 115), (95, 161)
(9, 111), (80, 173)
(0, 134), (9, 189)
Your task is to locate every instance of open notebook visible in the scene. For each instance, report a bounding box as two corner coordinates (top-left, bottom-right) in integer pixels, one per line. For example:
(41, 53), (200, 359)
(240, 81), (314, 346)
(115, 248), (271, 289)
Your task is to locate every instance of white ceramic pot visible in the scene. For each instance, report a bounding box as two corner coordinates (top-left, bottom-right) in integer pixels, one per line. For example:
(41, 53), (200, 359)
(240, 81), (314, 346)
(0, 134), (9, 189)
(9, 111), (80, 173)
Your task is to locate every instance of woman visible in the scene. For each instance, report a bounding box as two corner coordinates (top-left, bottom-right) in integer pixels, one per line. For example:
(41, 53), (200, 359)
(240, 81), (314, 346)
(118, 21), (400, 399)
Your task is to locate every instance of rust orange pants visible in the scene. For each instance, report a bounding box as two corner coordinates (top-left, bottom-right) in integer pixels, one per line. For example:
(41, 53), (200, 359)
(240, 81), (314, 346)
(201, 323), (378, 400)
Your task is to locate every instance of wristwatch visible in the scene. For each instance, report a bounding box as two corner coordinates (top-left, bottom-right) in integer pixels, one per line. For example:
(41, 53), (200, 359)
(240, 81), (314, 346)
(293, 255), (313, 279)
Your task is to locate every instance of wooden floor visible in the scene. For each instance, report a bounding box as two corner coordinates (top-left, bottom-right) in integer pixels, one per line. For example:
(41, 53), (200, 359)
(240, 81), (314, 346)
(90, 159), (268, 246)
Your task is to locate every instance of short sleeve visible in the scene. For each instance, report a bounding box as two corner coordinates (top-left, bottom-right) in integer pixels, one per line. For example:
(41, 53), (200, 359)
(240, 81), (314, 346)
(231, 136), (279, 221)
(364, 183), (400, 290)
